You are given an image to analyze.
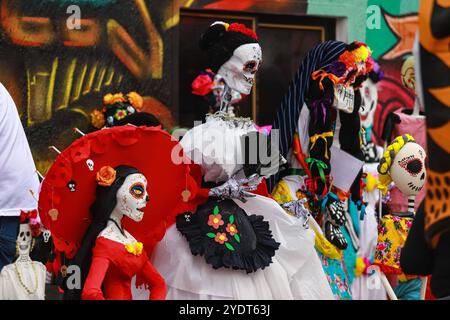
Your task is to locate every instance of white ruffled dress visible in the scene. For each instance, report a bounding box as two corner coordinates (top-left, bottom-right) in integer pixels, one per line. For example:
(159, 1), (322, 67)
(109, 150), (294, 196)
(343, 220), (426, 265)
(151, 116), (333, 300)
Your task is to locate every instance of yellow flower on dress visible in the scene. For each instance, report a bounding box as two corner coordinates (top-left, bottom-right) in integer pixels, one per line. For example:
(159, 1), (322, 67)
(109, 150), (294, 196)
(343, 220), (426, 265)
(125, 242), (143, 256)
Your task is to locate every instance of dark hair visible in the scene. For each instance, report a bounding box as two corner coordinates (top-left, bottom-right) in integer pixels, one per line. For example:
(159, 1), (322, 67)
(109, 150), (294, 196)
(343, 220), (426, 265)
(63, 165), (140, 300)
(115, 112), (161, 128)
(199, 23), (258, 73)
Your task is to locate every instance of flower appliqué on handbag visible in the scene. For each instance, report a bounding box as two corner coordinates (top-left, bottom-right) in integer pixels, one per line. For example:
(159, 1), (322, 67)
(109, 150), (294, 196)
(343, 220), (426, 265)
(206, 206), (241, 252)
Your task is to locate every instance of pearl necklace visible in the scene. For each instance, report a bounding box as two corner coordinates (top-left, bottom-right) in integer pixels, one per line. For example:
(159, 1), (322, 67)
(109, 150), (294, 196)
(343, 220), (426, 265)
(14, 261), (38, 295)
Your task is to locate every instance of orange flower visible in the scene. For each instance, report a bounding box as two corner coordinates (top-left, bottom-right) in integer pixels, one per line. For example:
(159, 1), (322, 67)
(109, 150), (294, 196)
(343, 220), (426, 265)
(214, 232), (228, 244)
(127, 92), (144, 111)
(103, 93), (126, 105)
(90, 109), (105, 129)
(96, 166), (116, 187)
(226, 223), (238, 236)
(207, 214), (224, 229)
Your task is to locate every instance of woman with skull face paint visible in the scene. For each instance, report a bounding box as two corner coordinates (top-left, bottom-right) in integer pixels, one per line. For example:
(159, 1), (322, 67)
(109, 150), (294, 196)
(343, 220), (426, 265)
(38, 124), (193, 300)
(374, 134), (427, 299)
(75, 165), (166, 300)
(0, 210), (46, 300)
(151, 21), (334, 300)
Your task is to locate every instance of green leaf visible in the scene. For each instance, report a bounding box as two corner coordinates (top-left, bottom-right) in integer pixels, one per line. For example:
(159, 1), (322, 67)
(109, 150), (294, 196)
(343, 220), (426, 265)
(213, 206), (219, 216)
(206, 233), (216, 238)
(225, 242), (235, 251)
(229, 215), (235, 224)
(234, 234), (240, 243)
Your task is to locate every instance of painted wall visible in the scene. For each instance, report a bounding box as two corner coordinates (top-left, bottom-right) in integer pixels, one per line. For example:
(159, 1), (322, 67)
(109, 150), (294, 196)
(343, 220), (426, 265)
(0, 0), (418, 174)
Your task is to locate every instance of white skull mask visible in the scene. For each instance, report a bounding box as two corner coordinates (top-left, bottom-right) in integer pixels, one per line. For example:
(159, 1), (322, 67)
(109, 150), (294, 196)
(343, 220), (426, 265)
(115, 173), (149, 222)
(17, 224), (32, 257)
(359, 78), (378, 128)
(218, 43), (262, 95)
(390, 142), (427, 196)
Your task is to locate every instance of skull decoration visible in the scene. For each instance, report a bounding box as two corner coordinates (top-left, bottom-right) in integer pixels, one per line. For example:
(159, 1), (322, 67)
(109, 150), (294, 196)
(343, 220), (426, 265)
(217, 43), (262, 95)
(17, 224), (32, 257)
(359, 78), (378, 129)
(67, 180), (76, 192)
(115, 173), (149, 222)
(86, 159), (94, 171)
(390, 142), (427, 196)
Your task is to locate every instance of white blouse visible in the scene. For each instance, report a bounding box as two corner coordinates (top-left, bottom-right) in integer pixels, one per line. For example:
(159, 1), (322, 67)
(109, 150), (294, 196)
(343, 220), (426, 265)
(0, 261), (46, 300)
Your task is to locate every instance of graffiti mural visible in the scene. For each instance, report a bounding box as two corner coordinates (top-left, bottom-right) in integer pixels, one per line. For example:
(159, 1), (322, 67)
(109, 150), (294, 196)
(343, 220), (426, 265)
(365, 0), (419, 145)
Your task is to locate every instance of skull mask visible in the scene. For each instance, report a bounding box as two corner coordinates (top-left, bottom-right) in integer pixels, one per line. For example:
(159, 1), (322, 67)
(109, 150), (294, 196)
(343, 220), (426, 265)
(217, 43), (262, 95)
(17, 224), (32, 257)
(115, 173), (149, 222)
(390, 142), (427, 196)
(359, 78), (378, 129)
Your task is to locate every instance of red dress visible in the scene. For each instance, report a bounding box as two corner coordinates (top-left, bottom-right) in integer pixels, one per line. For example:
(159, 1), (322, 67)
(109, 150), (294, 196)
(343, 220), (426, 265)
(82, 237), (166, 300)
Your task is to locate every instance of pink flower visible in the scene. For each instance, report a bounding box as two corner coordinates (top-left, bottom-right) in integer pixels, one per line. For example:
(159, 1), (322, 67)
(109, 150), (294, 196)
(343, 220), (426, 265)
(207, 214), (224, 229)
(192, 74), (213, 96)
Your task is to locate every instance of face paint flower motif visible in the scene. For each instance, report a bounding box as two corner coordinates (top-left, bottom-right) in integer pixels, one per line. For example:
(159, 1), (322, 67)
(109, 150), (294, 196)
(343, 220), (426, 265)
(96, 166), (116, 187)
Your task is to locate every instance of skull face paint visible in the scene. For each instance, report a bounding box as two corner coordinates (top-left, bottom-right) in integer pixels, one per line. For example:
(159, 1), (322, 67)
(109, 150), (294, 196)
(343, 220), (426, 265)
(217, 43), (262, 95)
(359, 78), (378, 128)
(390, 142), (427, 196)
(17, 224), (32, 257)
(115, 173), (149, 222)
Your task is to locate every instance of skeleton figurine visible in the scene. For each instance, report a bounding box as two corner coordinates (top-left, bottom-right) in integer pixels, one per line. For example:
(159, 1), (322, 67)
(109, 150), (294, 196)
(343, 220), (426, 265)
(0, 216), (46, 300)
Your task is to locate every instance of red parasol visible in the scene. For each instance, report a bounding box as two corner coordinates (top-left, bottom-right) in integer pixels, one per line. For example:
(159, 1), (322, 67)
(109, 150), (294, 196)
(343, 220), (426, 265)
(39, 125), (200, 258)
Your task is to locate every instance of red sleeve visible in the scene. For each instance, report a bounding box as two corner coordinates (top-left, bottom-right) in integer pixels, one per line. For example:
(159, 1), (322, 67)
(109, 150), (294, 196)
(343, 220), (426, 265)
(81, 256), (110, 300)
(138, 260), (166, 300)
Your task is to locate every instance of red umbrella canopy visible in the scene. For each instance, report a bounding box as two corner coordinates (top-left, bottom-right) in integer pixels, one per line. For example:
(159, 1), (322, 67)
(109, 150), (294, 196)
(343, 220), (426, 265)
(39, 125), (195, 258)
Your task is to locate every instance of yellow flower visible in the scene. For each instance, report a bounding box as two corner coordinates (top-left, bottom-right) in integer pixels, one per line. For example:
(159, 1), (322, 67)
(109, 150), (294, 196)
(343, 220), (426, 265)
(125, 242), (143, 256)
(127, 91), (144, 111)
(354, 257), (366, 277)
(90, 109), (105, 129)
(115, 109), (128, 120)
(103, 93), (126, 105)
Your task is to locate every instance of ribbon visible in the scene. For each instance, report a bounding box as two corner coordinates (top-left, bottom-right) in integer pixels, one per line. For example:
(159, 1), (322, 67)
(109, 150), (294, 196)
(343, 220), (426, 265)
(357, 200), (367, 220)
(305, 157), (328, 183)
(309, 131), (334, 159)
(320, 191), (339, 212)
(125, 242), (143, 256)
(311, 69), (340, 91)
(310, 98), (330, 125)
(20, 210), (38, 223)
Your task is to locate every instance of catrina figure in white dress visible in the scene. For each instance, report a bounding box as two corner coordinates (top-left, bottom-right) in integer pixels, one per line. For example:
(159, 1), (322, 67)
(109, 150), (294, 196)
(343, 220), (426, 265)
(0, 210), (46, 300)
(151, 21), (333, 300)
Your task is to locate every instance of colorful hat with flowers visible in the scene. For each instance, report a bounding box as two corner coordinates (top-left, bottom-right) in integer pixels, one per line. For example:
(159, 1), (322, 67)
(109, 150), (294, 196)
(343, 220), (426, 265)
(312, 41), (375, 91)
(90, 92), (144, 129)
(177, 198), (280, 273)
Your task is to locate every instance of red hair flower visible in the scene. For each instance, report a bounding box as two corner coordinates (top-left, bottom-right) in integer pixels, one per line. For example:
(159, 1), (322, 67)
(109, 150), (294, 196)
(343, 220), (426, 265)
(228, 23), (258, 40)
(192, 73), (214, 96)
(207, 213), (224, 229)
(214, 232), (228, 244)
